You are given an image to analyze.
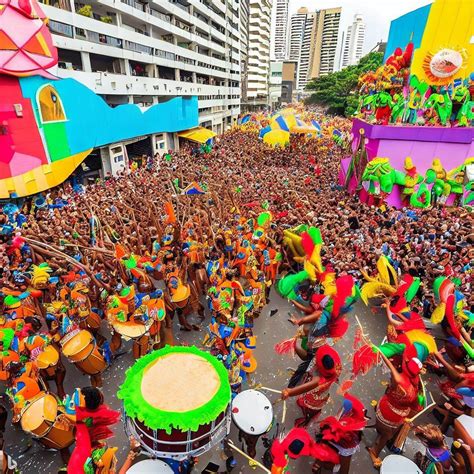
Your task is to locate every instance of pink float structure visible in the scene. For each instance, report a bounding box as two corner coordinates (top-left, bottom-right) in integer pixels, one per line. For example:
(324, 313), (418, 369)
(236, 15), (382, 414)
(340, 119), (474, 208)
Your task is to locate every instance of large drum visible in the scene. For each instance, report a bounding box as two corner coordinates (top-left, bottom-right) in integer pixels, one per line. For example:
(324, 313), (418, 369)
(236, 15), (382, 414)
(20, 392), (75, 450)
(61, 329), (106, 375)
(36, 345), (60, 378)
(119, 345), (231, 460)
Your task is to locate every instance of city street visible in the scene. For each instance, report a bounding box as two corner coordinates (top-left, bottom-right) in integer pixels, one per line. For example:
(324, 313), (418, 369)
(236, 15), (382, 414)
(5, 289), (436, 473)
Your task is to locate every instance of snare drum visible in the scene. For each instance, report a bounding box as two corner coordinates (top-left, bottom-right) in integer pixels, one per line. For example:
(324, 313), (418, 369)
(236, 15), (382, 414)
(20, 392), (75, 450)
(61, 330), (106, 375)
(112, 319), (153, 340)
(380, 455), (422, 474)
(36, 345), (60, 378)
(231, 389), (273, 435)
(119, 345), (231, 461)
(126, 459), (173, 473)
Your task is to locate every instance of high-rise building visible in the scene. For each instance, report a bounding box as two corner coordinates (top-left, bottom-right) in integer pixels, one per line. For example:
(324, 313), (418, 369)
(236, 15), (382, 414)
(294, 7), (342, 91)
(342, 14), (366, 68)
(247, 0), (272, 108)
(271, 0), (289, 60)
(309, 7), (342, 78)
(41, 0), (241, 141)
(288, 7), (308, 62)
(240, 0), (250, 104)
(296, 11), (316, 90)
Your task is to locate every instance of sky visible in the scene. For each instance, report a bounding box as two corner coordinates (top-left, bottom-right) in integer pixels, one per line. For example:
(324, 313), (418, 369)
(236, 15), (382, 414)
(288, 0), (432, 68)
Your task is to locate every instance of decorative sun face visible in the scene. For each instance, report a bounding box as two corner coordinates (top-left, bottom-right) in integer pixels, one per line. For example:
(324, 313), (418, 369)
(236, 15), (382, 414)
(423, 47), (467, 84)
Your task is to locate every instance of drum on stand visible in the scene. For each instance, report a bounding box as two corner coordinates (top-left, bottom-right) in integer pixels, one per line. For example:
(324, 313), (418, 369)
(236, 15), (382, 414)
(380, 455), (423, 474)
(119, 346), (231, 461)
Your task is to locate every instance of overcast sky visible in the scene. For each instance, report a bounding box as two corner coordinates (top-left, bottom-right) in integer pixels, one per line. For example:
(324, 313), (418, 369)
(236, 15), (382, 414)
(288, 0), (432, 68)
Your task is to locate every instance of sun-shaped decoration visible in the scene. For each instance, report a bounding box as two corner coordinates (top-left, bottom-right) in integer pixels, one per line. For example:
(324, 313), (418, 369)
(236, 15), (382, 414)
(422, 47), (468, 85)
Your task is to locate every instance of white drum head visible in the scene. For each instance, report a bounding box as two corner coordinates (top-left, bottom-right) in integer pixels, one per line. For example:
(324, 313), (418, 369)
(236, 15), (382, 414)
(126, 459), (174, 473)
(380, 455), (422, 474)
(231, 389), (273, 435)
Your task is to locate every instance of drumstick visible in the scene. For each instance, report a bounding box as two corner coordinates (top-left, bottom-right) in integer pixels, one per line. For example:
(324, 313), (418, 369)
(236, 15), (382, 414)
(281, 399), (287, 425)
(259, 386), (282, 394)
(227, 440), (271, 473)
(407, 400), (436, 423)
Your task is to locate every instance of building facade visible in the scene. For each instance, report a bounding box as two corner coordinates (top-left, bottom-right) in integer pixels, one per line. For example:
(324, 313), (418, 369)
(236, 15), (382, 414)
(288, 7), (308, 62)
(309, 7), (342, 78)
(42, 0), (241, 143)
(293, 7), (342, 91)
(246, 0), (272, 108)
(269, 61), (283, 106)
(271, 0), (289, 61)
(239, 0), (250, 105)
(342, 14), (365, 68)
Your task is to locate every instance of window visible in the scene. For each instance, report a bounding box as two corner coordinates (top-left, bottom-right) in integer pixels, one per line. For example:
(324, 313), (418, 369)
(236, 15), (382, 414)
(37, 85), (66, 123)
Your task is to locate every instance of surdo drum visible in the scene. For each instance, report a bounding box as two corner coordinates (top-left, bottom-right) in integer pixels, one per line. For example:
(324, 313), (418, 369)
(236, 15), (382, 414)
(118, 346), (231, 460)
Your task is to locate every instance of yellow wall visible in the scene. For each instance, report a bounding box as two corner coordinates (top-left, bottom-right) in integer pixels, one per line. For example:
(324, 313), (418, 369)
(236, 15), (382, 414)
(411, 0), (474, 84)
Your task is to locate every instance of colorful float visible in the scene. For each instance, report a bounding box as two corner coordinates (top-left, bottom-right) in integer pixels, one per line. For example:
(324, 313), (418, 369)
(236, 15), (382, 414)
(0, 0), (198, 198)
(340, 0), (474, 209)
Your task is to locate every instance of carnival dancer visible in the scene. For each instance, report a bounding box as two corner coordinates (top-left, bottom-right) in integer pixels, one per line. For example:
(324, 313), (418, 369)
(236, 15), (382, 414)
(67, 386), (120, 474)
(367, 344), (424, 468)
(318, 393), (368, 474)
(281, 345), (342, 426)
(269, 427), (339, 474)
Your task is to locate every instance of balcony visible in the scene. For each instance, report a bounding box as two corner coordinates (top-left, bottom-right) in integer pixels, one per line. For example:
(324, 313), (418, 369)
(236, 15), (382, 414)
(38, 0), (71, 11)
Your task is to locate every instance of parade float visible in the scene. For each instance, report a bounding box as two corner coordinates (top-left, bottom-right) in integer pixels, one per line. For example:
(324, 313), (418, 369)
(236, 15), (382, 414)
(340, 0), (474, 209)
(0, 0), (198, 199)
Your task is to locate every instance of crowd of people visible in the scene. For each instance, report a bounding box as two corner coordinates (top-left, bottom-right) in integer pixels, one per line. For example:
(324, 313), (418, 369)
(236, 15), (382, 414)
(0, 113), (472, 474)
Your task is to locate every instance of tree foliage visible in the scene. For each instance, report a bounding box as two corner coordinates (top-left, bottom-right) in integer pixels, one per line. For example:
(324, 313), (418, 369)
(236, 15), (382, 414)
(305, 52), (384, 117)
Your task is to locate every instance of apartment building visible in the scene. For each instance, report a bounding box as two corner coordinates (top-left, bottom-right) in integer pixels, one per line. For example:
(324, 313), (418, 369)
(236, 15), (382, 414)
(246, 0), (272, 108)
(342, 14), (366, 68)
(42, 0), (241, 153)
(271, 0), (289, 60)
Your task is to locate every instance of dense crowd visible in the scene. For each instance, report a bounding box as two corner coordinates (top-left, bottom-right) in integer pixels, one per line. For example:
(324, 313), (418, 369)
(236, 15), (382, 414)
(0, 117), (473, 474)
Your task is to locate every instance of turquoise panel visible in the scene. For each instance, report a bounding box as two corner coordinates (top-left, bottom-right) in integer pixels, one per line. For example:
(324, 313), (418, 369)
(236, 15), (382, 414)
(19, 76), (199, 155)
(384, 4), (432, 61)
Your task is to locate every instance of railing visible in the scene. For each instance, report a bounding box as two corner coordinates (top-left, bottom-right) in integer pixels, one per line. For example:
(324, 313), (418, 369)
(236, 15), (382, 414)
(38, 0), (71, 12)
(120, 0), (146, 12)
(49, 20), (74, 37)
(150, 9), (171, 22)
(123, 40), (153, 55)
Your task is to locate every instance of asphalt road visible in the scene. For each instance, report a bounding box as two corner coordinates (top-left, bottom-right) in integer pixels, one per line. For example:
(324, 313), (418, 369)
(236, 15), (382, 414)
(4, 288), (438, 473)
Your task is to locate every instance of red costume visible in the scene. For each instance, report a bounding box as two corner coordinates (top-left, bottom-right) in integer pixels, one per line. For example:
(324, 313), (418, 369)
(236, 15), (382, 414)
(270, 427), (339, 473)
(67, 405), (120, 473)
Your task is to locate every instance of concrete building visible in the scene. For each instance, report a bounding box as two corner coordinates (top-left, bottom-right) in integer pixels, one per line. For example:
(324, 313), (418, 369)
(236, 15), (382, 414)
(269, 61), (283, 106)
(41, 0), (241, 159)
(281, 60), (297, 103)
(342, 14), (365, 68)
(309, 7), (342, 78)
(295, 10), (315, 91)
(293, 7), (342, 91)
(288, 7), (308, 62)
(246, 0), (272, 108)
(271, 0), (289, 61)
(240, 0), (250, 105)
